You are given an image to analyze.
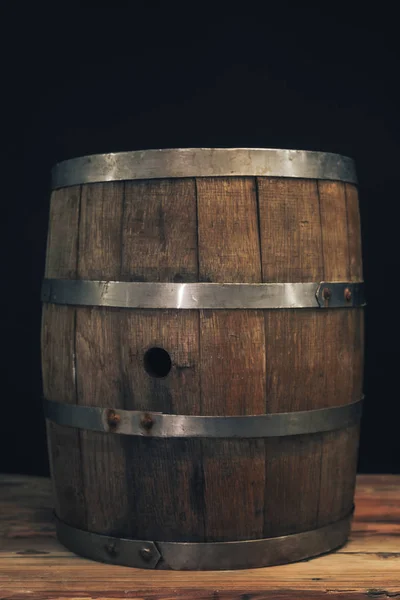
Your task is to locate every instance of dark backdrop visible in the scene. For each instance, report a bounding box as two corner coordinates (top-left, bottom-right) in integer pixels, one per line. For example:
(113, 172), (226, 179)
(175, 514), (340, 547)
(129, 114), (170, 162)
(1, 4), (399, 475)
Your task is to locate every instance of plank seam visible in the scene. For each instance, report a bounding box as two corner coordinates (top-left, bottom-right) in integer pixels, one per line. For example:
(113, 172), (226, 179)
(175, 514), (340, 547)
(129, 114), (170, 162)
(119, 182), (126, 278)
(194, 177), (207, 541)
(74, 184), (88, 528)
(316, 181), (325, 281)
(255, 178), (264, 282)
(344, 183), (352, 281)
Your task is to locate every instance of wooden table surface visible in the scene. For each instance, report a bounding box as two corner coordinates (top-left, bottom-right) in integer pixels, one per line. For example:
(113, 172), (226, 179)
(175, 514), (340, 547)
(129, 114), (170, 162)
(0, 474), (399, 599)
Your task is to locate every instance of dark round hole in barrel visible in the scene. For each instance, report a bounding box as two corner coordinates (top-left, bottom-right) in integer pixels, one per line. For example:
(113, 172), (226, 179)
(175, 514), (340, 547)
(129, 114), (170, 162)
(143, 347), (172, 378)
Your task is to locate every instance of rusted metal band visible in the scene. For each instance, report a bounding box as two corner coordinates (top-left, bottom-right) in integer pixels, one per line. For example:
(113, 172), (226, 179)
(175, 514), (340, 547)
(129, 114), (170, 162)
(55, 510), (353, 570)
(41, 279), (366, 309)
(51, 148), (357, 189)
(43, 398), (363, 438)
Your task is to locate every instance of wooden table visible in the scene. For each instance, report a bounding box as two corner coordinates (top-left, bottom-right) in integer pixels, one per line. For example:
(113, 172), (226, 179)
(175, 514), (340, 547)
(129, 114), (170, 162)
(0, 474), (399, 599)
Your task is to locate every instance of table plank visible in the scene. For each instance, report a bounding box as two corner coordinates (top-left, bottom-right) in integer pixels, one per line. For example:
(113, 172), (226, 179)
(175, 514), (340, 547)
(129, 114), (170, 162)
(0, 474), (399, 599)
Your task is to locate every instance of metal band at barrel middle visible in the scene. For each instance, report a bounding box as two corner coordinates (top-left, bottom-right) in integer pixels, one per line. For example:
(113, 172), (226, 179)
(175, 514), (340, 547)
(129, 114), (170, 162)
(43, 398), (363, 438)
(41, 279), (366, 309)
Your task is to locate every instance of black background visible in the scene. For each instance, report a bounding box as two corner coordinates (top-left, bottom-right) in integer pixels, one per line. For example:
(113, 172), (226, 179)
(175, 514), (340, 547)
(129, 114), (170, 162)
(1, 4), (399, 476)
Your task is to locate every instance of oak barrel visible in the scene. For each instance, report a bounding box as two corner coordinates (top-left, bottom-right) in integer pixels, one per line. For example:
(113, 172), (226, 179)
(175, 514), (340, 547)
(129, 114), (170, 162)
(41, 148), (365, 570)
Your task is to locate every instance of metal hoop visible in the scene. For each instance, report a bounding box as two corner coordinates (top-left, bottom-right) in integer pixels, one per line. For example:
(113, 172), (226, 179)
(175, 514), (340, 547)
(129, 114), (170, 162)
(43, 398), (363, 438)
(51, 148), (357, 189)
(41, 279), (366, 310)
(55, 511), (353, 570)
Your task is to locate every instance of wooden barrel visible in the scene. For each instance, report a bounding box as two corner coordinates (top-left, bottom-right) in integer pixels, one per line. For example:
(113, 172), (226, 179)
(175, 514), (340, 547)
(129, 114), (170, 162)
(41, 148), (365, 570)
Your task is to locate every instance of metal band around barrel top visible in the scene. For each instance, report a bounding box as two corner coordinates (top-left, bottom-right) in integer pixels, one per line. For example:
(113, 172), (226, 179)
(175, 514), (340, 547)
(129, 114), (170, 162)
(51, 148), (357, 189)
(41, 279), (366, 309)
(43, 398), (363, 438)
(55, 511), (353, 570)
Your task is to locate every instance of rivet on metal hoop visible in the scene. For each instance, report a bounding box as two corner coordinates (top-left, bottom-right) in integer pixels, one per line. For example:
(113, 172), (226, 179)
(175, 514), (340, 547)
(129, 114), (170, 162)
(344, 287), (352, 302)
(140, 413), (154, 431)
(140, 547), (154, 562)
(106, 410), (121, 431)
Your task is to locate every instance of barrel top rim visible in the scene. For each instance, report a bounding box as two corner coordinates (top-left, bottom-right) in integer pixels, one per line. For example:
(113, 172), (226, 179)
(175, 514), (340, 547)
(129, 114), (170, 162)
(53, 147), (356, 168)
(51, 147), (357, 188)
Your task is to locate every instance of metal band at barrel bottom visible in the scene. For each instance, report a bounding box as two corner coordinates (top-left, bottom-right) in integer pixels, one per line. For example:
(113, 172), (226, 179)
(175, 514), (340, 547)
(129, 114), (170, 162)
(51, 148), (357, 189)
(41, 279), (366, 309)
(55, 511), (353, 570)
(43, 398), (363, 438)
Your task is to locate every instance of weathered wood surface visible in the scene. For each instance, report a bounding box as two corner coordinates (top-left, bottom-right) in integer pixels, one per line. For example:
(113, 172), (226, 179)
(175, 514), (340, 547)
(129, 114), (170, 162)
(41, 185), (86, 530)
(0, 475), (399, 599)
(197, 177), (266, 541)
(41, 175), (364, 549)
(257, 178), (363, 536)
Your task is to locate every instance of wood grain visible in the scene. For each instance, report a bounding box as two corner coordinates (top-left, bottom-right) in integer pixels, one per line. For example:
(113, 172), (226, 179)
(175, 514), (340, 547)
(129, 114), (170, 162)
(196, 177), (266, 541)
(44, 186), (82, 280)
(120, 310), (200, 414)
(42, 172), (364, 556)
(75, 308), (130, 536)
(75, 182), (128, 536)
(121, 179), (198, 282)
(120, 310), (204, 541)
(257, 178), (325, 536)
(317, 180), (350, 281)
(257, 177), (323, 282)
(77, 182), (125, 281)
(345, 183), (364, 400)
(317, 181), (364, 528)
(345, 184), (363, 282)
(1, 475), (399, 599)
(120, 179), (203, 542)
(257, 177), (364, 536)
(317, 424), (360, 526)
(41, 186), (86, 529)
(42, 307), (86, 528)
(197, 177), (261, 282)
